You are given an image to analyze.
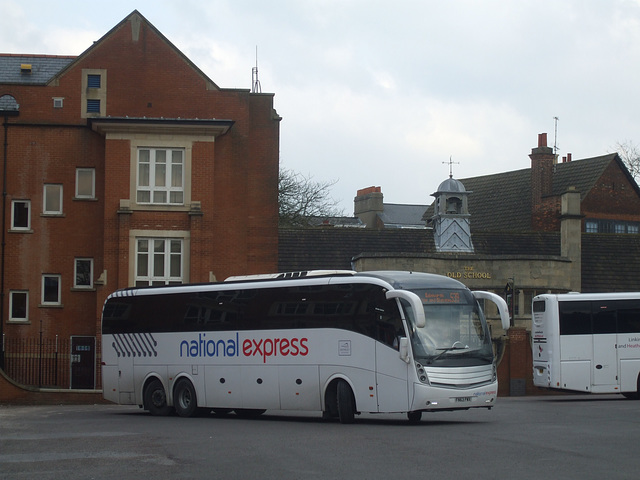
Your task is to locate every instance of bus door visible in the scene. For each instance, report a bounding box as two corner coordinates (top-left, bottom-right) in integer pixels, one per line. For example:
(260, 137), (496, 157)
(592, 301), (619, 387)
(374, 342), (409, 412)
(373, 306), (409, 412)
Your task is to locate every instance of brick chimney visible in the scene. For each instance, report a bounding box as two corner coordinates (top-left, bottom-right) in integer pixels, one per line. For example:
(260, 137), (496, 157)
(354, 186), (383, 228)
(529, 133), (559, 230)
(530, 132), (555, 207)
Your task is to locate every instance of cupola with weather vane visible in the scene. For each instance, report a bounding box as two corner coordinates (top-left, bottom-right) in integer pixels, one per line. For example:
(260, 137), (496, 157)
(431, 157), (474, 252)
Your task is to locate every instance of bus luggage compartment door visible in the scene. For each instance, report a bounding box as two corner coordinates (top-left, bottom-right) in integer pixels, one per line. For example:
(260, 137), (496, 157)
(560, 360), (591, 392)
(241, 365), (280, 409)
(279, 365), (321, 410)
(205, 366), (242, 408)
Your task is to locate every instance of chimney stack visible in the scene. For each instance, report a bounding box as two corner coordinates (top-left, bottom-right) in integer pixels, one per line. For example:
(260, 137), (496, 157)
(530, 132), (555, 202)
(538, 133), (547, 148)
(530, 133), (556, 230)
(354, 186), (383, 228)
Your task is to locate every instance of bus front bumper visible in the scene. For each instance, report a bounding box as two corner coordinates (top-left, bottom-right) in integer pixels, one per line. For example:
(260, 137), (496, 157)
(411, 382), (498, 412)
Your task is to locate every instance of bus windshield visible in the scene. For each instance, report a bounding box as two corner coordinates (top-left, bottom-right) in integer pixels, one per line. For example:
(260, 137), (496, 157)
(404, 288), (493, 366)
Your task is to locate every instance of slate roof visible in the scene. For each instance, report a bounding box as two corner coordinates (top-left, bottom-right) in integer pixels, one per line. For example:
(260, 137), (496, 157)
(279, 227), (640, 292)
(279, 228), (434, 271)
(278, 228), (561, 272)
(0, 54), (75, 85)
(423, 154), (620, 231)
(582, 234), (640, 292)
(306, 216), (365, 228)
(378, 203), (428, 228)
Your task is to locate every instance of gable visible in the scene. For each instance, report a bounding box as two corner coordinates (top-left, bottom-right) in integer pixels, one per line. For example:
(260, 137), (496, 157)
(580, 156), (640, 218)
(552, 154), (614, 200)
(47, 10), (231, 121)
(52, 11), (218, 89)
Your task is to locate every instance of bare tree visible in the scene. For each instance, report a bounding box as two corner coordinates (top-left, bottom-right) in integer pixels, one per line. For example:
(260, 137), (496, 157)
(615, 140), (640, 184)
(278, 168), (344, 226)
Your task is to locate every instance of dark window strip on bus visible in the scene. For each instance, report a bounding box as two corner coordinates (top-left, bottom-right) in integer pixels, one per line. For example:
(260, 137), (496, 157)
(559, 300), (640, 335)
(102, 283), (405, 348)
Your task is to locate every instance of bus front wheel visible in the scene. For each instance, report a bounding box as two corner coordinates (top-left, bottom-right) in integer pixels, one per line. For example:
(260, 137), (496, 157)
(144, 379), (172, 416)
(336, 380), (356, 424)
(407, 411), (422, 423)
(174, 379), (199, 417)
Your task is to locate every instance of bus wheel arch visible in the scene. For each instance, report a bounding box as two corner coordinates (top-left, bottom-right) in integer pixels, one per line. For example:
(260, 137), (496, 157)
(622, 374), (640, 400)
(143, 377), (172, 416)
(173, 377), (199, 417)
(324, 377), (357, 423)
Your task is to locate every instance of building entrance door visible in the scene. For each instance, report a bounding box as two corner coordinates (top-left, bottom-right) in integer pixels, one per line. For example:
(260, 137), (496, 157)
(70, 336), (95, 389)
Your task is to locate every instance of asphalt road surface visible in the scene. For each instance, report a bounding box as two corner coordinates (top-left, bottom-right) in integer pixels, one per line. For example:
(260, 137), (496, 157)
(0, 394), (638, 480)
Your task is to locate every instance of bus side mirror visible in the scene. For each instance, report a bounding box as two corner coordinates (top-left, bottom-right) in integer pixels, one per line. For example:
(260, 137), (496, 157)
(385, 290), (425, 328)
(472, 291), (510, 330)
(399, 337), (410, 363)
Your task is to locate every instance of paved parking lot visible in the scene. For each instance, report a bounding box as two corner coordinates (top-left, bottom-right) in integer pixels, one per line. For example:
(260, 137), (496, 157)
(1, 394), (638, 479)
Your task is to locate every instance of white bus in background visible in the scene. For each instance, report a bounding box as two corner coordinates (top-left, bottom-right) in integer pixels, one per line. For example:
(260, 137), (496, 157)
(101, 270), (509, 423)
(532, 292), (640, 398)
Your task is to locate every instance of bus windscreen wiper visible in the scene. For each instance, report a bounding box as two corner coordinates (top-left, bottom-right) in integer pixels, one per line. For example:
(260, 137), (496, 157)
(428, 343), (469, 364)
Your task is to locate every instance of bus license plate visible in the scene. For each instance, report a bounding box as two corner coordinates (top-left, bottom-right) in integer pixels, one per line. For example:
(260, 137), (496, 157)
(455, 396), (473, 403)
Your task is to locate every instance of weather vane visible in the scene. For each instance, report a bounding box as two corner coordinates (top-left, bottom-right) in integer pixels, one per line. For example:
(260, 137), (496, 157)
(443, 156), (459, 178)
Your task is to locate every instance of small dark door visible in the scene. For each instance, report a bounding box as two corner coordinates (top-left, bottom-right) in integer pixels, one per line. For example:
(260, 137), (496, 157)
(71, 336), (95, 389)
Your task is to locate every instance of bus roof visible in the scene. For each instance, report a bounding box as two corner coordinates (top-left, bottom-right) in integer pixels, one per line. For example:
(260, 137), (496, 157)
(355, 271), (467, 290)
(535, 292), (640, 301)
(105, 270), (469, 301)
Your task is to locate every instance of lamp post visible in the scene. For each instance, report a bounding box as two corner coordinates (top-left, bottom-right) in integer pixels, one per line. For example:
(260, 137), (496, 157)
(0, 94), (20, 370)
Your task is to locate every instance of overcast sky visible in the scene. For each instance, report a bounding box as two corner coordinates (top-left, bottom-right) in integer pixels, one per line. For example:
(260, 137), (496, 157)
(2, 0), (639, 213)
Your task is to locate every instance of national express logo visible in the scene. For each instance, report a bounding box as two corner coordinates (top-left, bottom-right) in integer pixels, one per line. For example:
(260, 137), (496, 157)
(179, 333), (309, 363)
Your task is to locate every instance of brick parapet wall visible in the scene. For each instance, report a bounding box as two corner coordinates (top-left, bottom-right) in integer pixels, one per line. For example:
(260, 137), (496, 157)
(0, 368), (107, 405)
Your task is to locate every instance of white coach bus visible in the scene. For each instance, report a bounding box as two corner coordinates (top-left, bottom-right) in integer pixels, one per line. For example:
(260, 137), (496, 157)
(101, 270), (509, 423)
(532, 292), (640, 398)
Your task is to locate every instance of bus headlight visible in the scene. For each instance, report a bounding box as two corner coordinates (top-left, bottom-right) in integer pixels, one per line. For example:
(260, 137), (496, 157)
(492, 363), (497, 382)
(415, 362), (430, 384)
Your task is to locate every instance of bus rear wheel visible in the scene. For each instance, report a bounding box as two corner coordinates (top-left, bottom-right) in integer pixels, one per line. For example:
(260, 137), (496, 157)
(174, 379), (199, 417)
(336, 380), (356, 424)
(144, 379), (172, 416)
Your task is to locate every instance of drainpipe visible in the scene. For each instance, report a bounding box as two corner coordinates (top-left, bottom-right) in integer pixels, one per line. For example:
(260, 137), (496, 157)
(1, 108), (20, 370)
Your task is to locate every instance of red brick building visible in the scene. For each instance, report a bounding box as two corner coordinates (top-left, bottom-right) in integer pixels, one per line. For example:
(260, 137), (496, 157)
(0, 11), (280, 389)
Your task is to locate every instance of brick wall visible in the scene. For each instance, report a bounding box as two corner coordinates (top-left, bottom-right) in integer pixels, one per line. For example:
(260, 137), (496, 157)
(581, 159), (640, 222)
(0, 12), (280, 390)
